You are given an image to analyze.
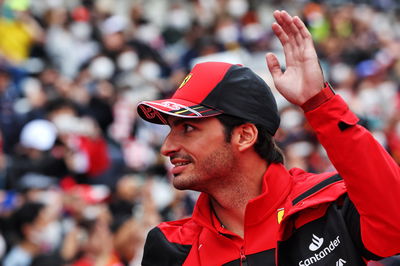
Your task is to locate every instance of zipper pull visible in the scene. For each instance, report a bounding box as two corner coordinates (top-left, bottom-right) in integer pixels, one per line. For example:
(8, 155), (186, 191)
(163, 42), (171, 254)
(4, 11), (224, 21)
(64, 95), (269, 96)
(240, 247), (248, 266)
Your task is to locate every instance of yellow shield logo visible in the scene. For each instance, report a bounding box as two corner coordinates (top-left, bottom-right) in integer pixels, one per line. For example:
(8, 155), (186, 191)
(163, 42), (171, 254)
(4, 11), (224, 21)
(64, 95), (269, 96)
(178, 73), (192, 89)
(277, 208), (285, 224)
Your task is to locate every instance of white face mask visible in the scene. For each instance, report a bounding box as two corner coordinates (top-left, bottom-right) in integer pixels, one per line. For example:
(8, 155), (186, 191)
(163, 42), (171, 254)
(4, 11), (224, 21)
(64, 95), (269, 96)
(135, 24), (160, 45)
(89, 56), (115, 80)
(216, 24), (240, 44)
(52, 113), (80, 134)
(117, 50), (139, 71)
(330, 63), (352, 84)
(227, 0), (248, 18)
(138, 61), (161, 81)
(70, 22), (92, 41)
(30, 221), (62, 253)
(242, 23), (263, 42)
(167, 8), (191, 30)
(280, 109), (303, 131)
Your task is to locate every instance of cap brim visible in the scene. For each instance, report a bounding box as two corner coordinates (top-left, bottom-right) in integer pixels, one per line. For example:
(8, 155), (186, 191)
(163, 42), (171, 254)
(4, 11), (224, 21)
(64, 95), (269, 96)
(137, 98), (223, 124)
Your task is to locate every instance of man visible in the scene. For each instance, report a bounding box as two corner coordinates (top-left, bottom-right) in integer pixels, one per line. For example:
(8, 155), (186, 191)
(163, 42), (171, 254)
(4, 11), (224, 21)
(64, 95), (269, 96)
(137, 11), (400, 265)
(3, 202), (61, 266)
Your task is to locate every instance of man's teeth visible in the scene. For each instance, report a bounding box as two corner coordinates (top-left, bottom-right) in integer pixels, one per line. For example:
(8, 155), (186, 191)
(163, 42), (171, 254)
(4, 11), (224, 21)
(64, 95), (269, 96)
(175, 162), (189, 166)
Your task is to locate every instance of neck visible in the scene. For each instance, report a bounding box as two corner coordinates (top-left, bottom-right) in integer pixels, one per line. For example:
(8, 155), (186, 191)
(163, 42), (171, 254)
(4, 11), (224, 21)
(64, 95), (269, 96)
(20, 240), (40, 256)
(209, 158), (268, 238)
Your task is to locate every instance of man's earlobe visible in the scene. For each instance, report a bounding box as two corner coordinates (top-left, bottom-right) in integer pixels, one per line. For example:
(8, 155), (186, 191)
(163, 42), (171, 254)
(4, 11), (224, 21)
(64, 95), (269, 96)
(236, 123), (258, 152)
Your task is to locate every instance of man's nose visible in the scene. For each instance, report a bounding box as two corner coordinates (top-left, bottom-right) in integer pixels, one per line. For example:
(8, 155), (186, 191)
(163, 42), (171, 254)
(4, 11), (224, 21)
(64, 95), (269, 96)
(160, 132), (179, 157)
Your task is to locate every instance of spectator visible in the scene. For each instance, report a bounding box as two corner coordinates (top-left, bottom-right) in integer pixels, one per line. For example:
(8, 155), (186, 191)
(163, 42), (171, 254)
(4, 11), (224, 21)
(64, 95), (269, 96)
(3, 202), (61, 266)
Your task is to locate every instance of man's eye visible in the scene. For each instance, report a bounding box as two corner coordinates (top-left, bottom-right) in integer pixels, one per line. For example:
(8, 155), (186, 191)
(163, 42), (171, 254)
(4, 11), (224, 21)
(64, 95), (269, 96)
(183, 124), (194, 133)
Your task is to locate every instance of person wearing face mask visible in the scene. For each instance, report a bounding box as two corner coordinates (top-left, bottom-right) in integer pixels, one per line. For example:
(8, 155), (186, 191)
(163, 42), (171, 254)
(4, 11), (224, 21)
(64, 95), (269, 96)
(3, 202), (61, 266)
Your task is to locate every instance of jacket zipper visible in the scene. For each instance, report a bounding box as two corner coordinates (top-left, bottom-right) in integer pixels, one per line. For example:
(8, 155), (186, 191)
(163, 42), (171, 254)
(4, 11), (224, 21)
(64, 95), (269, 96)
(240, 247), (247, 266)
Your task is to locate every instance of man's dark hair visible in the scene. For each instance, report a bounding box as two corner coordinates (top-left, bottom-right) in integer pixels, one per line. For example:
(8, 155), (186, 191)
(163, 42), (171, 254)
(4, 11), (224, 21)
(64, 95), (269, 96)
(45, 98), (80, 116)
(12, 202), (45, 240)
(216, 114), (284, 164)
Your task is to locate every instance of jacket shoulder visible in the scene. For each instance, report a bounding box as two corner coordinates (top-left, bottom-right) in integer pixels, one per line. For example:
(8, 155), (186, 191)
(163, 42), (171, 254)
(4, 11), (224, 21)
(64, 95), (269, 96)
(288, 169), (346, 208)
(158, 217), (202, 244)
(142, 218), (201, 266)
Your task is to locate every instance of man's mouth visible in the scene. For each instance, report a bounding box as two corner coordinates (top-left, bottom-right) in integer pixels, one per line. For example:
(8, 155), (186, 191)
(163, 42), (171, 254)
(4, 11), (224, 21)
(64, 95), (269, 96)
(174, 162), (190, 166)
(170, 157), (192, 176)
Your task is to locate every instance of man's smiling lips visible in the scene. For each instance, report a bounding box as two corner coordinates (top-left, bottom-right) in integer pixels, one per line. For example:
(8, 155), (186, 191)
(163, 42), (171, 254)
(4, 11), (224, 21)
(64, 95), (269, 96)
(170, 158), (191, 176)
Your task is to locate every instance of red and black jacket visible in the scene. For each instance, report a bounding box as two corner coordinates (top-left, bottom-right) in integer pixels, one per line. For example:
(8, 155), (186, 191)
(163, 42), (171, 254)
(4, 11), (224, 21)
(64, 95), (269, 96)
(142, 95), (400, 265)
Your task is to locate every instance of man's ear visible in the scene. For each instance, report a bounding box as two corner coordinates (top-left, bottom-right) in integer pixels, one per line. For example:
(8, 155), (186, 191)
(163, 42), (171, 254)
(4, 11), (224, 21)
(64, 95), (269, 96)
(232, 123), (258, 152)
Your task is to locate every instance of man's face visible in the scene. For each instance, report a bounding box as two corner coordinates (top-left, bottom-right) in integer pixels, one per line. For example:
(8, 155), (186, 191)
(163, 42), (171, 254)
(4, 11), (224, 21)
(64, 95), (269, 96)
(161, 117), (237, 192)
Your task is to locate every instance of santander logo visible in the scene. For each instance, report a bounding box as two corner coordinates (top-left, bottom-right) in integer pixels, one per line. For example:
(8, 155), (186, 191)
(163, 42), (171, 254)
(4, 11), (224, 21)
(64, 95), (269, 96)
(299, 235), (341, 266)
(309, 234), (324, 251)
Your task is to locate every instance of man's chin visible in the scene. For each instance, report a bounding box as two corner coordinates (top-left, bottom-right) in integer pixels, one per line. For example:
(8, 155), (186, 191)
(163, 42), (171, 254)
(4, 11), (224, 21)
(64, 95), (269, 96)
(172, 175), (194, 191)
(172, 180), (189, 191)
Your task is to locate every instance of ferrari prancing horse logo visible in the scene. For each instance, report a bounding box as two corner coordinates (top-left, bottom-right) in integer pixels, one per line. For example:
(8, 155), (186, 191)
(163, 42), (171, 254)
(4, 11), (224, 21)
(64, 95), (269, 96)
(178, 73), (192, 89)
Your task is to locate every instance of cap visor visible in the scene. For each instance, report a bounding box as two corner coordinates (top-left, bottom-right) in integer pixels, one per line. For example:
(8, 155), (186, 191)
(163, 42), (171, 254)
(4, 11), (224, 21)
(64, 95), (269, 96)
(137, 98), (222, 124)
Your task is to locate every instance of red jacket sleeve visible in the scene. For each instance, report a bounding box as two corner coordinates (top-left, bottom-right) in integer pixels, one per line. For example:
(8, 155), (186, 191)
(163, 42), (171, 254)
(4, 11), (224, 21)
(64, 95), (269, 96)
(305, 94), (400, 257)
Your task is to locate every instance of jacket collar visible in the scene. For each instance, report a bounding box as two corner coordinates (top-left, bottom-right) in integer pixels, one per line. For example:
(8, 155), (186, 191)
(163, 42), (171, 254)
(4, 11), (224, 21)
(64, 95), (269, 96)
(192, 163), (293, 230)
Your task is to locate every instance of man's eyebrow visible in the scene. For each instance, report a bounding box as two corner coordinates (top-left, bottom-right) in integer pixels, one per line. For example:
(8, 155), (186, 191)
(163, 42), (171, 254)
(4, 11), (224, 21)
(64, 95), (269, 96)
(169, 118), (186, 127)
(169, 118), (197, 127)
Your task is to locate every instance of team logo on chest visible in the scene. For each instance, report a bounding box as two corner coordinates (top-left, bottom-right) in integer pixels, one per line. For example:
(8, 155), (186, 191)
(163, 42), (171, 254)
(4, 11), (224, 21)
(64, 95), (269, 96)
(309, 234), (324, 251)
(298, 235), (341, 266)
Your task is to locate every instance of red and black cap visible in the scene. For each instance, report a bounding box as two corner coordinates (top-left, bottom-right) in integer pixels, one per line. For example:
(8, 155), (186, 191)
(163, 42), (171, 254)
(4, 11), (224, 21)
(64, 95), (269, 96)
(137, 61), (280, 136)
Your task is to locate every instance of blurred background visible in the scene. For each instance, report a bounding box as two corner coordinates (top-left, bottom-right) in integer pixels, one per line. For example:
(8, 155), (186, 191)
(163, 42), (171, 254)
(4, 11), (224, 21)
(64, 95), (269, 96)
(0, 0), (399, 265)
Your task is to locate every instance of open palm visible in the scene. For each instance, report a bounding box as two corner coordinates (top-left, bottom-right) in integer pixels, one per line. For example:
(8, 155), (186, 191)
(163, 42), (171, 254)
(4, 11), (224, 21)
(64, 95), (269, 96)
(266, 11), (325, 106)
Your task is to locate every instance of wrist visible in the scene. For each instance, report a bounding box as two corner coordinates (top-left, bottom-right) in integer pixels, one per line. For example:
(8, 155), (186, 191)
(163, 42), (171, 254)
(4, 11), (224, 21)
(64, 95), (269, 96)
(301, 82), (335, 112)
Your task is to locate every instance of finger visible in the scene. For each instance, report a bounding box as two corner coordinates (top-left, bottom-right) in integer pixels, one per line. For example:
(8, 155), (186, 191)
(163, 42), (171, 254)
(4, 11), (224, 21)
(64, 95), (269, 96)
(271, 22), (289, 45)
(293, 16), (316, 53)
(276, 11), (294, 38)
(273, 10), (284, 25)
(280, 11), (295, 33)
(281, 10), (294, 24)
(293, 16), (312, 40)
(271, 22), (294, 61)
(278, 11), (305, 52)
(266, 52), (283, 79)
(288, 18), (303, 49)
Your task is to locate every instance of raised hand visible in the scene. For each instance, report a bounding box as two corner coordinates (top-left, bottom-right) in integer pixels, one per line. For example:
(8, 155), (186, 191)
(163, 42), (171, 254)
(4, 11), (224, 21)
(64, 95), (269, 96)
(266, 10), (325, 106)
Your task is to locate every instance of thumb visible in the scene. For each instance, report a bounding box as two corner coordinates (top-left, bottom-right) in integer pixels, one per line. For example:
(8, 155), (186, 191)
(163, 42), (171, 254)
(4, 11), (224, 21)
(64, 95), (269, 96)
(266, 52), (283, 80)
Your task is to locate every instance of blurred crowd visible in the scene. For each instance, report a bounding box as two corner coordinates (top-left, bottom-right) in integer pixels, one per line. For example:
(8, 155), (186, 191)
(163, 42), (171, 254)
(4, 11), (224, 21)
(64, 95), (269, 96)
(0, 0), (399, 265)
